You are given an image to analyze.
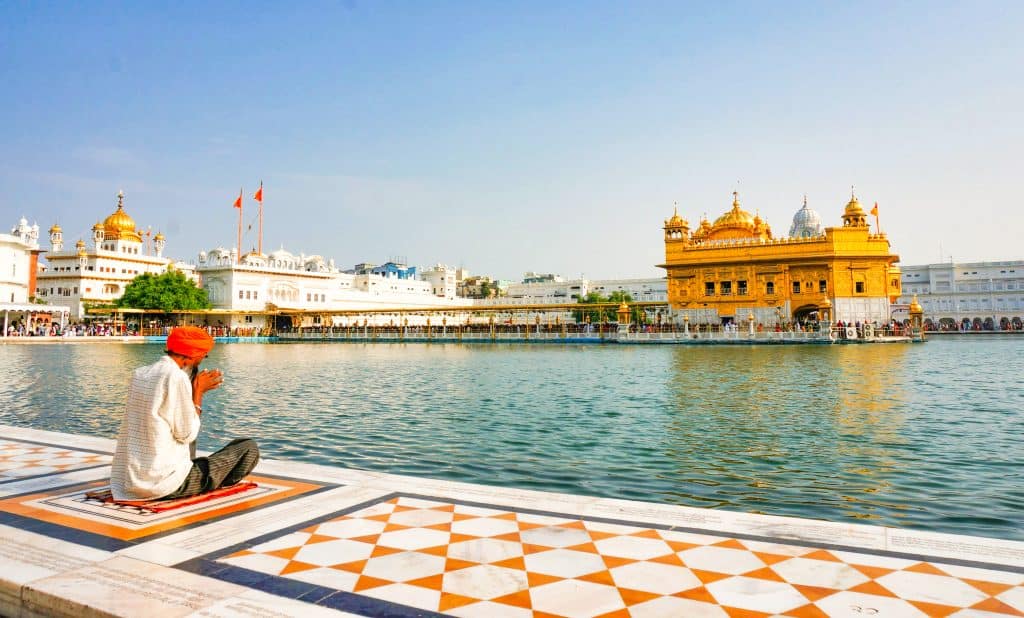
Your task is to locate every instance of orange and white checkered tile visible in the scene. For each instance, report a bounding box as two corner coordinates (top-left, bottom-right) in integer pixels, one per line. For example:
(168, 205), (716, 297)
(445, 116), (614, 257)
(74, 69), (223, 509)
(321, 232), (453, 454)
(218, 496), (1024, 617)
(0, 438), (110, 481)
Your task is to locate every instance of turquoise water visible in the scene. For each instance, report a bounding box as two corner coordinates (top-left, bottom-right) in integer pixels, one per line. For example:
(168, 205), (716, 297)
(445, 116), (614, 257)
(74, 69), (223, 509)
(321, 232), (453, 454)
(1, 338), (1022, 541)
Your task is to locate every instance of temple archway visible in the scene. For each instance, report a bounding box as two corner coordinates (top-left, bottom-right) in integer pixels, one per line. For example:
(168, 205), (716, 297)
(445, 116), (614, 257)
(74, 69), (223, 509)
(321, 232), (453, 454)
(792, 304), (820, 323)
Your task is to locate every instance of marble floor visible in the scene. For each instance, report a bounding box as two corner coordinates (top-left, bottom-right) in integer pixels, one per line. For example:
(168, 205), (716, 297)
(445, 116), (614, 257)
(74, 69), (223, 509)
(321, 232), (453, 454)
(0, 425), (1022, 618)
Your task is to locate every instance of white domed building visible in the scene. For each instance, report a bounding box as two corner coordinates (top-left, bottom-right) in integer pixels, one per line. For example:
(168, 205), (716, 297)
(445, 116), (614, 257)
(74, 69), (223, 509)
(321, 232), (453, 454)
(35, 191), (185, 319)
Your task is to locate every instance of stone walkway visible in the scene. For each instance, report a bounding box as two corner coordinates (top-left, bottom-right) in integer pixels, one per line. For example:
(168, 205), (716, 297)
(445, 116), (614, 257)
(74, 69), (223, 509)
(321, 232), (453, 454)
(1, 425), (1021, 617)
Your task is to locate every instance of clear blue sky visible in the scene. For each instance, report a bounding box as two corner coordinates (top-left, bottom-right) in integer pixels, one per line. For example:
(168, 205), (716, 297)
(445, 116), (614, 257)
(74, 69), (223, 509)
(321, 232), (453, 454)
(2, 1), (1022, 280)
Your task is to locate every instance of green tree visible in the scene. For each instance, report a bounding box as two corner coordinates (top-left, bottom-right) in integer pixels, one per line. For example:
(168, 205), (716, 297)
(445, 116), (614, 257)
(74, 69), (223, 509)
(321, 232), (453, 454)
(116, 270), (211, 312)
(478, 281), (492, 298)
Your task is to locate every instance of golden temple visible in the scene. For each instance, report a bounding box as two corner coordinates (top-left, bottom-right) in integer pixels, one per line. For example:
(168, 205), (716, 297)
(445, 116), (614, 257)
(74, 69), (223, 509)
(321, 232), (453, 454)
(659, 191), (901, 326)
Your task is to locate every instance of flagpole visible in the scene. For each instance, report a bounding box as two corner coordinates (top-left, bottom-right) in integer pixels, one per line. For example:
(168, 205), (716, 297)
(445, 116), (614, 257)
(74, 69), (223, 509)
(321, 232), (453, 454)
(237, 187), (243, 264)
(252, 181), (258, 255)
(873, 202), (881, 234)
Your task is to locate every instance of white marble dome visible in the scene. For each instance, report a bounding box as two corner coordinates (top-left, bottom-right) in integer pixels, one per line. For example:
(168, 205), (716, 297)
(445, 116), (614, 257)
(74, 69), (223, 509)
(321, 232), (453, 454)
(789, 197), (823, 238)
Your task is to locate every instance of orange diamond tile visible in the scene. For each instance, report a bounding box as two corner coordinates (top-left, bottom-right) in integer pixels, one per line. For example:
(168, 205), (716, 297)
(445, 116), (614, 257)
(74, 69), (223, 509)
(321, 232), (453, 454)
(753, 552), (792, 566)
(802, 549), (841, 562)
(594, 609), (631, 618)
(438, 592), (478, 612)
(577, 570), (616, 586)
(743, 566), (787, 583)
(848, 580), (897, 597)
(330, 559), (367, 574)
(691, 569), (733, 585)
(908, 600), (960, 617)
(406, 574), (445, 590)
(444, 557), (477, 572)
(266, 546), (302, 560)
(905, 561), (950, 576)
(792, 584), (838, 602)
(279, 560), (319, 576)
(714, 538), (747, 550)
(617, 587), (661, 606)
(787, 603), (832, 618)
(566, 541), (600, 554)
(722, 605), (772, 617)
(353, 575), (393, 591)
(649, 552), (686, 567)
(492, 556), (526, 571)
(491, 589), (532, 609)
(849, 563), (894, 579)
(602, 555), (638, 569)
(675, 585), (719, 604)
(964, 578), (1016, 597)
(971, 597), (1024, 616)
(526, 571), (562, 588)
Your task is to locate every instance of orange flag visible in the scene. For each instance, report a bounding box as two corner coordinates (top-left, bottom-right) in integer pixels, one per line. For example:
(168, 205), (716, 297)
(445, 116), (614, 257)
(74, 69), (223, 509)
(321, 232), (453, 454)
(870, 202), (879, 216)
(233, 191), (242, 209)
(253, 183), (263, 203)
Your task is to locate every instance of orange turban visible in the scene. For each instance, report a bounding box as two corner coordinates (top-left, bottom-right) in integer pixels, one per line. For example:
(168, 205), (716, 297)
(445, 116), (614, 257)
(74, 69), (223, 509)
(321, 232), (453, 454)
(166, 327), (214, 359)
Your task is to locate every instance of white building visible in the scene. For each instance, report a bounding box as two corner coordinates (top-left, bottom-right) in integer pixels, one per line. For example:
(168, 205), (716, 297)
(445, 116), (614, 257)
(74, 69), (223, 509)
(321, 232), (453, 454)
(1, 217), (40, 304)
(499, 276), (667, 305)
(1, 217), (71, 335)
(196, 248), (472, 330)
(420, 264), (459, 300)
(897, 261), (1024, 330)
(36, 191), (174, 319)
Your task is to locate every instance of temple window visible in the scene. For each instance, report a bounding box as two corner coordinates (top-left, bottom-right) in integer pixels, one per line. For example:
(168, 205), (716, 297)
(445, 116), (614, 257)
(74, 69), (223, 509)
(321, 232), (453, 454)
(705, 282), (715, 296)
(737, 280), (747, 295)
(855, 282), (865, 293)
(766, 282), (775, 295)
(239, 290), (244, 299)
(793, 281), (801, 293)
(820, 280), (827, 293)
(721, 281), (732, 296)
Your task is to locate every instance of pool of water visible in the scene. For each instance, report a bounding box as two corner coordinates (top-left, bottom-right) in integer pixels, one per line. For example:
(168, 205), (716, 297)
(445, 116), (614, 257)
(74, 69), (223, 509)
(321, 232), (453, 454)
(1, 338), (1022, 540)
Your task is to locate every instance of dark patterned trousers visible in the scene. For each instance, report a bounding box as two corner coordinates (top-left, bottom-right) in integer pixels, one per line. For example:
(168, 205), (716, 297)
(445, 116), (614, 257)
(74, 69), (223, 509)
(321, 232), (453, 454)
(163, 438), (260, 499)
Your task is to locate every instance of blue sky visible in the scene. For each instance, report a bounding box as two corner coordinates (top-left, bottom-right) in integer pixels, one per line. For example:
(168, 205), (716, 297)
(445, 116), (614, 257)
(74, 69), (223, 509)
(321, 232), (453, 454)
(2, 1), (1022, 279)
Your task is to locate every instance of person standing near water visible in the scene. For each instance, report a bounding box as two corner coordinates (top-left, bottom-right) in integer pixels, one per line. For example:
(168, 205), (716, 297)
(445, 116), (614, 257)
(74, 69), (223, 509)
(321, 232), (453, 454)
(110, 326), (259, 501)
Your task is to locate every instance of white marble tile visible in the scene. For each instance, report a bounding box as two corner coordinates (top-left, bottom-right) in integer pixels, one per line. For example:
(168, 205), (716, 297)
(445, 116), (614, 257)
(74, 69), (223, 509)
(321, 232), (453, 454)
(441, 564), (528, 599)
(313, 517), (387, 539)
(377, 526), (449, 550)
(24, 555), (246, 618)
(286, 566), (360, 591)
(608, 560), (702, 594)
(450, 517), (520, 538)
(876, 570), (989, 607)
(629, 596), (730, 618)
(187, 588), (357, 617)
(361, 582), (441, 612)
(705, 576), (808, 614)
(814, 590), (929, 617)
(828, 550), (918, 570)
(518, 525), (590, 548)
(150, 522), (260, 556)
(523, 548), (606, 579)
(452, 504), (509, 518)
(387, 507), (453, 528)
(679, 545), (767, 575)
(937, 563), (1024, 585)
(447, 538), (523, 564)
(116, 540), (203, 567)
(593, 535), (673, 560)
(293, 539), (376, 567)
(361, 551), (445, 582)
(529, 579), (626, 618)
(446, 600), (532, 618)
(249, 532), (313, 553)
(0, 524), (112, 587)
(770, 556), (870, 589)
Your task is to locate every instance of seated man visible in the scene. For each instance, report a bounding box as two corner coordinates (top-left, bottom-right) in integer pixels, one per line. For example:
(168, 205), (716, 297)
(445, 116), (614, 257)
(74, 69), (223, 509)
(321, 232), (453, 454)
(111, 326), (259, 501)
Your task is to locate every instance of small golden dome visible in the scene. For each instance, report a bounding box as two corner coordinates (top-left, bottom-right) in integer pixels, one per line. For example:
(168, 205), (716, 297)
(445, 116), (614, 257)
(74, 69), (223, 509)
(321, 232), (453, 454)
(909, 294), (923, 313)
(819, 297), (832, 309)
(844, 195), (865, 216)
(75, 239), (85, 248)
(92, 222), (103, 231)
(102, 191), (142, 242)
(154, 232), (165, 241)
(48, 223), (62, 234)
(712, 192), (756, 229)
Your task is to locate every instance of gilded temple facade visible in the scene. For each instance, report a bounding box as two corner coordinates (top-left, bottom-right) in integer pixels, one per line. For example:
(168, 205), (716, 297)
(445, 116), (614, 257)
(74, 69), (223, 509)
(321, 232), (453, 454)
(659, 192), (901, 326)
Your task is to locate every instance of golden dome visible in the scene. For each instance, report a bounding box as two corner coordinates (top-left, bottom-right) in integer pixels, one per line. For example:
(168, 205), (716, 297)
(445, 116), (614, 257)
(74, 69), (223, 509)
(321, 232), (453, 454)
(665, 206), (688, 228)
(154, 232), (165, 241)
(75, 239), (87, 256)
(48, 223), (62, 234)
(102, 191), (142, 242)
(844, 195), (865, 217)
(712, 193), (756, 229)
(909, 294), (923, 313)
(92, 222), (103, 231)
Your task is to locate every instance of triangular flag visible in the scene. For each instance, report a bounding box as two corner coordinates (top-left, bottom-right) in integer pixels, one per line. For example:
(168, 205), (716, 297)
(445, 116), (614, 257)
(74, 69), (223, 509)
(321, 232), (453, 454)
(233, 191), (242, 209)
(254, 183), (263, 203)
(870, 202), (879, 216)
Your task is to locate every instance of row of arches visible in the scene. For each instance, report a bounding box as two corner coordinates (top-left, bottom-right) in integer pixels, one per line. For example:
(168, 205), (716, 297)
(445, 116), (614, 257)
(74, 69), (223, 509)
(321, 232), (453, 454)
(923, 317), (1023, 331)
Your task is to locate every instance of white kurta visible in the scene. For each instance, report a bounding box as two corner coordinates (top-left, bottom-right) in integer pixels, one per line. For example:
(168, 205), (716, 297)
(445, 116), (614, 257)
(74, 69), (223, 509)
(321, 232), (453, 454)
(110, 355), (201, 500)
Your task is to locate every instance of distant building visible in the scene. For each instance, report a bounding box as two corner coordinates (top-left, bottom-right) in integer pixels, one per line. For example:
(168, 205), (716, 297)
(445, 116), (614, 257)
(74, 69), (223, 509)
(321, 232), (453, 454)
(498, 275), (666, 305)
(897, 261), (1024, 330)
(1, 217), (70, 334)
(660, 192), (902, 325)
(35, 191), (177, 319)
(420, 264), (459, 299)
(196, 248), (471, 330)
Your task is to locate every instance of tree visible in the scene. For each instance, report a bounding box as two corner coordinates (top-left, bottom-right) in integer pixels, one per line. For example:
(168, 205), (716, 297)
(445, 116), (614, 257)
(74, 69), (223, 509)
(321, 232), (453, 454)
(117, 270), (212, 312)
(479, 281), (492, 298)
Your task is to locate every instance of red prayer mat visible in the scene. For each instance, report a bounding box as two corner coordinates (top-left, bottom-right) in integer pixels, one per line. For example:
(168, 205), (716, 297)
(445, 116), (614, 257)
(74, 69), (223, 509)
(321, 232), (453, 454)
(84, 481), (259, 513)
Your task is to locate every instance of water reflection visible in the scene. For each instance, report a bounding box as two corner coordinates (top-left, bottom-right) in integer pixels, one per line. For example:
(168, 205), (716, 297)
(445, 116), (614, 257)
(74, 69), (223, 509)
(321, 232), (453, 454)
(1, 339), (1022, 541)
